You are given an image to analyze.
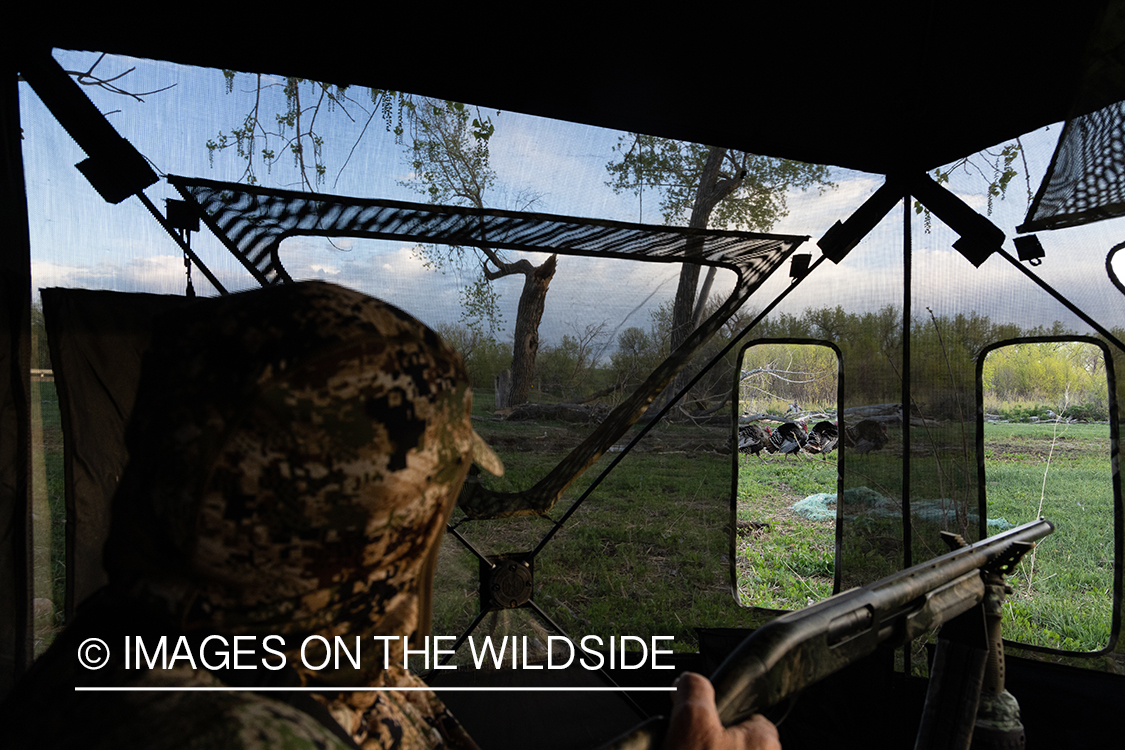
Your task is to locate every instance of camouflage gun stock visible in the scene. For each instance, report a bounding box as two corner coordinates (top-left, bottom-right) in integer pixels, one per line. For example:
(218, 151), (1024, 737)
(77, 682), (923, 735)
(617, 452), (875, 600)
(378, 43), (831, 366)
(603, 518), (1055, 750)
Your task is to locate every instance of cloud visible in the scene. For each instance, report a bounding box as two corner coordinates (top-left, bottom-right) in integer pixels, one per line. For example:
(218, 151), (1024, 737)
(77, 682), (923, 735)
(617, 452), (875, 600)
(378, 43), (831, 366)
(33, 255), (201, 301)
(32, 261), (112, 296)
(953, 190), (987, 212)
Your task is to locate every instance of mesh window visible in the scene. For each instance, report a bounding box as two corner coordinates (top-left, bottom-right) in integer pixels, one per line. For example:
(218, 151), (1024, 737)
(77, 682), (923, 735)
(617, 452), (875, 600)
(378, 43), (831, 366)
(18, 48), (1124, 678)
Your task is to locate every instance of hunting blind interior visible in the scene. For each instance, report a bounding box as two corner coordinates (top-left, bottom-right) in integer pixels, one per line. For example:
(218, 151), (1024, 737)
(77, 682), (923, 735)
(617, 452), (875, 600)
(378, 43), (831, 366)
(5, 19), (1125, 748)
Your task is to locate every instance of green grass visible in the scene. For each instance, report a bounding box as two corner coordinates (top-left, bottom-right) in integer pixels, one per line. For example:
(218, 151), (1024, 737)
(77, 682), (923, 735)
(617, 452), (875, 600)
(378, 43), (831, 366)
(36, 383), (1116, 661)
(32, 380), (66, 655)
(734, 455), (837, 610)
(731, 420), (1115, 653)
(983, 421), (1115, 652)
(427, 416), (1117, 662)
(432, 420), (754, 663)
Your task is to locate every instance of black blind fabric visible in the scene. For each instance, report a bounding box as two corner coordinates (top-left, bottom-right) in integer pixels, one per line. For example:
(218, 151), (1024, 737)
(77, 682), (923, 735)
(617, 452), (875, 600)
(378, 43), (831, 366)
(41, 288), (193, 615)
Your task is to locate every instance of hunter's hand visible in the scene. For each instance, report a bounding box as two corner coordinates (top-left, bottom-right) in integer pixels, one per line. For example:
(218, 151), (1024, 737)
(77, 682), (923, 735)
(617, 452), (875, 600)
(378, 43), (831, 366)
(661, 672), (781, 750)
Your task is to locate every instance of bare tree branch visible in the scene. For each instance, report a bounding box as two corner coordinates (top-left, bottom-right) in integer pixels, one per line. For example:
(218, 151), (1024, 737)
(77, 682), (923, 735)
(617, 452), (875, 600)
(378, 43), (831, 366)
(56, 52), (178, 102)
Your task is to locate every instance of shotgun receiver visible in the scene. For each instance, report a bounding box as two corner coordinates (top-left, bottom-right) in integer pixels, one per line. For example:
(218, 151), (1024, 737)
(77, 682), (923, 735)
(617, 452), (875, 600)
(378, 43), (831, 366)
(605, 518), (1054, 750)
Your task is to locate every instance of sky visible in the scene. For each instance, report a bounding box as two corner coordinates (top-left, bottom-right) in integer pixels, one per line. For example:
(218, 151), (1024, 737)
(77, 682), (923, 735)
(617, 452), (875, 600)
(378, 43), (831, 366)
(18, 49), (1125, 356)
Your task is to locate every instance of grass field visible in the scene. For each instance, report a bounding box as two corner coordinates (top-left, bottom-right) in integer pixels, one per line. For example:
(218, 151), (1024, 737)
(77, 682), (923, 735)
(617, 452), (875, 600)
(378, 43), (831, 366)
(431, 433), (749, 662)
(733, 420), (1116, 653)
(31, 381), (66, 655)
(433, 412), (1116, 661)
(983, 422), (1116, 651)
(35, 382), (1116, 660)
(734, 455), (836, 611)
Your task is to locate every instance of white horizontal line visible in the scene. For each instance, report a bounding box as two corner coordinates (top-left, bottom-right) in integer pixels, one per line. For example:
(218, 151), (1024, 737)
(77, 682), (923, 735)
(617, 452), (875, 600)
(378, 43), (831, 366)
(75, 686), (676, 692)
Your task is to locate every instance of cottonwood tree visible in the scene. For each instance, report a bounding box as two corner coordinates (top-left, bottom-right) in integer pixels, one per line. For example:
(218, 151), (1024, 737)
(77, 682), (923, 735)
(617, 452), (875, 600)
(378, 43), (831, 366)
(402, 98), (555, 407)
(54, 53), (177, 113)
(206, 72), (418, 191)
(606, 136), (834, 404)
(206, 75), (559, 407)
(917, 139), (1031, 229)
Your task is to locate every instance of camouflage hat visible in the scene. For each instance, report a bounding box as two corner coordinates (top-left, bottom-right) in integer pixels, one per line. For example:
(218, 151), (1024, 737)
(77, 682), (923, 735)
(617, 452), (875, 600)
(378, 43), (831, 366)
(104, 281), (500, 662)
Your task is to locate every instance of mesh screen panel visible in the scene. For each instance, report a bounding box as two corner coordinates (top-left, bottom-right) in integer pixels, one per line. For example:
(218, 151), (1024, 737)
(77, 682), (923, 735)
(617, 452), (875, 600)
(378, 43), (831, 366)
(1023, 100), (1125, 231)
(170, 176), (802, 287)
(14, 49), (1125, 695)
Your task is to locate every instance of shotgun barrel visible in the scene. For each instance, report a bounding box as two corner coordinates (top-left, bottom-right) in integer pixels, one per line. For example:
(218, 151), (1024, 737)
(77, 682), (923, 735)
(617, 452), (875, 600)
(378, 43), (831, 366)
(603, 518), (1055, 750)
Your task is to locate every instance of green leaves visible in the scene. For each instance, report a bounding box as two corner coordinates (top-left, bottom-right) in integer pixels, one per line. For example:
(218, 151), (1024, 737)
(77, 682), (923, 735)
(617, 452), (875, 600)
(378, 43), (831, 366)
(605, 134), (832, 231)
(399, 97), (497, 208)
(209, 73), (420, 191)
(471, 116), (495, 142)
(919, 138), (1029, 224)
(984, 341), (1108, 407)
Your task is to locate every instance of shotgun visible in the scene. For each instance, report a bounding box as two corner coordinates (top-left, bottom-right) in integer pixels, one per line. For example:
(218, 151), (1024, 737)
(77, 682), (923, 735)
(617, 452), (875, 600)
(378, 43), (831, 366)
(603, 518), (1054, 749)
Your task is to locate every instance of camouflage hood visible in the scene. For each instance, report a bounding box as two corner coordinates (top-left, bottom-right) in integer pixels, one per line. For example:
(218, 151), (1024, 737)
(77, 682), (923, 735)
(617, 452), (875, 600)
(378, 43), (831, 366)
(103, 281), (499, 683)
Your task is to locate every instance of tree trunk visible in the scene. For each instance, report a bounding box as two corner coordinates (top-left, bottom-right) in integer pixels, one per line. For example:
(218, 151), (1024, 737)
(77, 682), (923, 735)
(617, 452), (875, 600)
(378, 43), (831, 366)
(666, 147), (744, 406)
(670, 251), (703, 354)
(670, 147), (741, 352)
(508, 254), (557, 405)
(691, 267), (718, 330)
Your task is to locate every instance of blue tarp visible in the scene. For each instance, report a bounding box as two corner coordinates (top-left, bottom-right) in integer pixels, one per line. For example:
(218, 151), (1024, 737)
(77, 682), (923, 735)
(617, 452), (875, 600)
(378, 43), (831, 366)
(792, 487), (1014, 530)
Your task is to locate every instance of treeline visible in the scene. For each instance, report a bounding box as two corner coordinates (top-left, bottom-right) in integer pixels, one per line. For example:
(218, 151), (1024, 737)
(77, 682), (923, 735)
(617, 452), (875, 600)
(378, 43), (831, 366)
(435, 304), (1122, 418)
(734, 306), (1116, 419)
(983, 341), (1110, 416)
(28, 299), (1116, 420)
(439, 301), (757, 410)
